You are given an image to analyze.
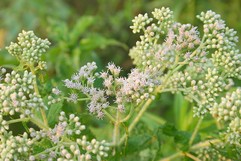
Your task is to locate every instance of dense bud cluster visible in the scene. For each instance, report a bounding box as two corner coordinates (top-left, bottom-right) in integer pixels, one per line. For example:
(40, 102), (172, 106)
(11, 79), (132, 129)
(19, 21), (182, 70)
(28, 112), (109, 161)
(6, 30), (50, 65)
(197, 11), (241, 78)
(0, 115), (8, 134)
(211, 88), (241, 145)
(0, 70), (46, 118)
(0, 132), (34, 160)
(196, 143), (231, 161)
(130, 13), (153, 34)
(152, 7), (174, 31)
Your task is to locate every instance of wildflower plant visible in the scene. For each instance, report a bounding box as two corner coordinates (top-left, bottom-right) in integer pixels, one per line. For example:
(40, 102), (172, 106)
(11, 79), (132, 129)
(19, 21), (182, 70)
(0, 7), (241, 160)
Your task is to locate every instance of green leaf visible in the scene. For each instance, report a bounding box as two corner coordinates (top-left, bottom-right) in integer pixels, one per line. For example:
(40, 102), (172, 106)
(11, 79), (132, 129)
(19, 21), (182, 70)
(79, 33), (128, 51)
(173, 93), (192, 130)
(47, 100), (63, 127)
(69, 16), (95, 44)
(162, 123), (177, 137)
(125, 134), (152, 154)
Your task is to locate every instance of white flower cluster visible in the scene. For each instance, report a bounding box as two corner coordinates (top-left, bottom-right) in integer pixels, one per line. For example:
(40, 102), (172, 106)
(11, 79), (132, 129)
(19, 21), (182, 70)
(6, 30), (50, 65)
(0, 70), (46, 118)
(28, 112), (109, 161)
(63, 61), (158, 117)
(115, 68), (157, 106)
(211, 88), (241, 145)
(0, 132), (34, 160)
(63, 62), (109, 118)
(165, 23), (201, 52)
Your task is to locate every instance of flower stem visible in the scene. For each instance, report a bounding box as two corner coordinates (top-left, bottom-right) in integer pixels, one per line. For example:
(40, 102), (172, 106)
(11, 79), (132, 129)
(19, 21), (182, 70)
(104, 110), (115, 123)
(159, 151), (183, 161)
(160, 139), (221, 161)
(113, 111), (120, 146)
(29, 64), (49, 128)
(189, 118), (202, 146)
(119, 99), (152, 145)
(184, 152), (201, 161)
(7, 118), (29, 124)
(120, 105), (134, 123)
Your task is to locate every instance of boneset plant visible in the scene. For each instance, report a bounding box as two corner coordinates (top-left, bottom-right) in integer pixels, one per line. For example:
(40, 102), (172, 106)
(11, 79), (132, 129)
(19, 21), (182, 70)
(0, 7), (241, 160)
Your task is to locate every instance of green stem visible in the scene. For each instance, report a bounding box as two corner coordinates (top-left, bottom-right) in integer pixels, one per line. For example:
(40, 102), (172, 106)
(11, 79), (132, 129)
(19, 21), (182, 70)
(29, 64), (49, 128)
(189, 118), (202, 146)
(159, 151), (184, 161)
(113, 111), (120, 146)
(104, 110), (116, 123)
(184, 152), (201, 161)
(120, 105), (134, 123)
(190, 139), (221, 150)
(7, 118), (29, 124)
(119, 99), (152, 145)
(160, 139), (221, 161)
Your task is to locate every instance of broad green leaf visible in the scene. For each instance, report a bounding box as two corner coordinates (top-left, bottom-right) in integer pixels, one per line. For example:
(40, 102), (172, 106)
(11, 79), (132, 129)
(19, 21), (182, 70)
(79, 33), (128, 51)
(47, 100), (63, 127)
(125, 134), (152, 154)
(69, 16), (95, 44)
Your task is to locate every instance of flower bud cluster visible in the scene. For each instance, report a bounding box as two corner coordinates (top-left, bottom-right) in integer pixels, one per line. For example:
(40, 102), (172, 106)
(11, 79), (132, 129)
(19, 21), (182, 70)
(197, 11), (241, 79)
(211, 88), (241, 144)
(0, 67), (6, 81)
(130, 13), (153, 34)
(6, 30), (50, 65)
(0, 70), (46, 118)
(129, 8), (174, 71)
(76, 136), (110, 160)
(47, 87), (63, 106)
(197, 11), (236, 50)
(167, 67), (229, 117)
(0, 115), (8, 134)
(193, 68), (228, 116)
(129, 44), (176, 72)
(129, 7), (203, 74)
(28, 112), (109, 160)
(0, 132), (34, 160)
(196, 142), (232, 161)
(152, 7), (174, 31)
(30, 112), (86, 143)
